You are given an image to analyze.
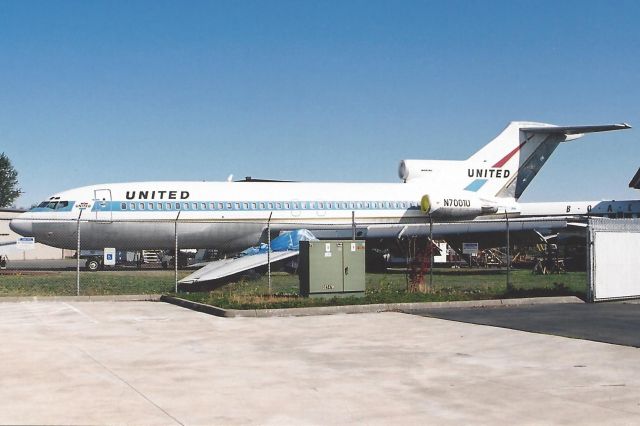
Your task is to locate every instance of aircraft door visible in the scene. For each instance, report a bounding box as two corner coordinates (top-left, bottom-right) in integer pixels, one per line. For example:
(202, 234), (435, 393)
(94, 189), (113, 222)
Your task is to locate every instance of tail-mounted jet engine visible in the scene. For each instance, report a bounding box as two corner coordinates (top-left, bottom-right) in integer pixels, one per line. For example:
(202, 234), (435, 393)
(420, 193), (498, 219)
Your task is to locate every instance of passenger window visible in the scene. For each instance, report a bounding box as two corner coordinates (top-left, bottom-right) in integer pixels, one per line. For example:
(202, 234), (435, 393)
(285, 202), (290, 209)
(139, 203), (145, 210)
(130, 202), (136, 210)
(121, 202), (127, 210)
(158, 203), (163, 210)
(176, 203), (181, 210)
(276, 202), (282, 209)
(260, 202), (266, 209)
(235, 203), (240, 210)
(243, 202), (249, 210)
(227, 202), (232, 210)
(252, 202), (257, 210)
(148, 202), (154, 210)
(183, 203), (189, 210)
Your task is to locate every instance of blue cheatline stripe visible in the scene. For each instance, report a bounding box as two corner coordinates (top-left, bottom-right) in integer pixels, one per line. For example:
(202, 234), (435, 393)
(464, 179), (488, 192)
(106, 200), (421, 212)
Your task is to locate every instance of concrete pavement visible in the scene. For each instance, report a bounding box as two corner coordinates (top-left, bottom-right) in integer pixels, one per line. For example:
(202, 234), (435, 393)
(0, 301), (639, 424)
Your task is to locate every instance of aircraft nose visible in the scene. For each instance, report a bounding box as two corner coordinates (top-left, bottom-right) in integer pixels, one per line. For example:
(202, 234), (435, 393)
(9, 218), (33, 237)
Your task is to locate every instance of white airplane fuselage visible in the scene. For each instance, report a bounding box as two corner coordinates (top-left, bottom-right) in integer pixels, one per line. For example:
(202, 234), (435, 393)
(11, 180), (511, 251)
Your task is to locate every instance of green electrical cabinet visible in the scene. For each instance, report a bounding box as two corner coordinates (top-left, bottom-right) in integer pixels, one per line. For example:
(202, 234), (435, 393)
(299, 240), (366, 298)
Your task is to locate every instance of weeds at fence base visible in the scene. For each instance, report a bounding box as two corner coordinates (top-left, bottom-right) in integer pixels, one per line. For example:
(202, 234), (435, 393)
(179, 271), (587, 310)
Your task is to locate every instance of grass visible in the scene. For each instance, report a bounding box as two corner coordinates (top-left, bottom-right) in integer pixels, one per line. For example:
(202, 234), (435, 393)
(0, 270), (184, 296)
(0, 268), (587, 307)
(179, 269), (587, 309)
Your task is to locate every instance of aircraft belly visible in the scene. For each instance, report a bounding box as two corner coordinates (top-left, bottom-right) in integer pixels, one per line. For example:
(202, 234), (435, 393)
(31, 220), (264, 251)
(177, 222), (264, 252)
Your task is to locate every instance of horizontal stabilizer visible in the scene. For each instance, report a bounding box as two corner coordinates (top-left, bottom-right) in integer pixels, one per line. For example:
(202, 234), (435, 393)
(520, 123), (631, 135)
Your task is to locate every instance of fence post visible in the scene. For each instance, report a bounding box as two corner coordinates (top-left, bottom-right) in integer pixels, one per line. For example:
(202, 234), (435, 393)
(174, 211), (181, 293)
(586, 219), (593, 302)
(505, 209), (512, 291)
(429, 215), (433, 289)
(352, 211), (356, 240)
(267, 212), (272, 295)
(76, 209), (83, 296)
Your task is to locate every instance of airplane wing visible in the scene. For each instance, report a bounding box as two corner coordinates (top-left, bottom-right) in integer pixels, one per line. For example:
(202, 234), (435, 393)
(180, 229), (316, 284)
(363, 217), (569, 239)
(179, 251), (299, 284)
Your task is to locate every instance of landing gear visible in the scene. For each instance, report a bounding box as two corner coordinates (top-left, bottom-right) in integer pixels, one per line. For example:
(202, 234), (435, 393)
(85, 258), (102, 272)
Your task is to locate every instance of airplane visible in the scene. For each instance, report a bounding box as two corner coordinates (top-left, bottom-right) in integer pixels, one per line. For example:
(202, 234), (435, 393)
(9, 121), (631, 269)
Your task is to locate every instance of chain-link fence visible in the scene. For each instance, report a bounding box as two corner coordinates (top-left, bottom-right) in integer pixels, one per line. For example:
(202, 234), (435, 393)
(0, 215), (589, 300)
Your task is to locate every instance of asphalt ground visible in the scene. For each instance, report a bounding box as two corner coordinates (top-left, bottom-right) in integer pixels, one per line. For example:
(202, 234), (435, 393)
(412, 301), (640, 347)
(1, 300), (640, 425)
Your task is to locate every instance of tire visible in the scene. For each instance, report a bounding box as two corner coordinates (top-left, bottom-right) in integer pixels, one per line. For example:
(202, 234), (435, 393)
(86, 258), (101, 272)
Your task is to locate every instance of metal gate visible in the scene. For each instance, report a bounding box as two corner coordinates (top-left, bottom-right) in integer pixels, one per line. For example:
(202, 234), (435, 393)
(588, 218), (640, 302)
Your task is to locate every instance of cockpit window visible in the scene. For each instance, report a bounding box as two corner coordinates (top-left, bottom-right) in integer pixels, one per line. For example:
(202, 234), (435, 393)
(35, 200), (70, 210)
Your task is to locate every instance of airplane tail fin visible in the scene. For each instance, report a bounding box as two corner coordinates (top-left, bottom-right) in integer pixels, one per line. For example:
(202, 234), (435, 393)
(464, 122), (630, 200)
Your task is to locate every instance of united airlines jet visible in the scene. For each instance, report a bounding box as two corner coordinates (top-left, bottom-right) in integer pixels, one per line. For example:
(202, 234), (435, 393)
(10, 122), (630, 254)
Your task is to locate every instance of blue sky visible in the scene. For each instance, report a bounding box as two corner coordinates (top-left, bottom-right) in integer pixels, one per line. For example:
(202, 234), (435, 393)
(1, 0), (639, 208)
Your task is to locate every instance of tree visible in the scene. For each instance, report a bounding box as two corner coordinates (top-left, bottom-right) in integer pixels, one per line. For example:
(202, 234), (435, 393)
(0, 153), (21, 207)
